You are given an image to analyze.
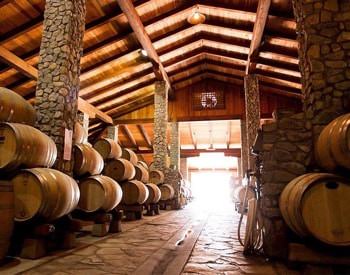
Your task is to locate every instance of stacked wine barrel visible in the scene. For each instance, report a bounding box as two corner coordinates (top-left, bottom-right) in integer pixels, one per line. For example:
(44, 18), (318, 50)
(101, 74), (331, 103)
(0, 88), (81, 260)
(280, 114), (350, 246)
(93, 140), (149, 208)
(73, 133), (123, 216)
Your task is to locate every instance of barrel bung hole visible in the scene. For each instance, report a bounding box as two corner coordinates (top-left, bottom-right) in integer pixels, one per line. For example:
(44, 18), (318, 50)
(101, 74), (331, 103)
(325, 181), (339, 189)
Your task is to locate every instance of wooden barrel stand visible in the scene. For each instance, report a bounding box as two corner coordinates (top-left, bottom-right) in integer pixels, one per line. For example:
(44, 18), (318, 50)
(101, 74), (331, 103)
(116, 204), (144, 221)
(72, 210), (113, 237)
(109, 210), (123, 233)
(144, 203), (160, 216)
(159, 198), (178, 210)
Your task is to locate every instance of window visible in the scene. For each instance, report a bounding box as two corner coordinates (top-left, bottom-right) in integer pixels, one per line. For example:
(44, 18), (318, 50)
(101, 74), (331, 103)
(192, 90), (225, 110)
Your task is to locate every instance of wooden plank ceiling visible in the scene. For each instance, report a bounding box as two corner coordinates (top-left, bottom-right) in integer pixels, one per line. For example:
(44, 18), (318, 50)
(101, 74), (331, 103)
(0, 0), (301, 135)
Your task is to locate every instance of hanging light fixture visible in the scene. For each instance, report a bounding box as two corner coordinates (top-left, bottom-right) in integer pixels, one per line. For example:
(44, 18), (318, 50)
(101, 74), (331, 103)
(187, 6), (206, 25)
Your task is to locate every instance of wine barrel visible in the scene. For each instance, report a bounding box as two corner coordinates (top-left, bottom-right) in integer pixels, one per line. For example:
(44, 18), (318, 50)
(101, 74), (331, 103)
(233, 186), (255, 203)
(121, 148), (138, 165)
(0, 181), (14, 261)
(73, 144), (104, 176)
(159, 184), (175, 201)
(0, 123), (57, 171)
(149, 170), (164, 185)
(93, 138), (122, 160)
(315, 114), (350, 171)
(73, 122), (88, 145)
(13, 168), (80, 222)
(78, 175), (123, 212)
(145, 183), (161, 204)
(137, 160), (148, 170)
(104, 158), (136, 182)
(121, 180), (149, 205)
(0, 87), (36, 126)
(133, 164), (149, 183)
(280, 173), (350, 246)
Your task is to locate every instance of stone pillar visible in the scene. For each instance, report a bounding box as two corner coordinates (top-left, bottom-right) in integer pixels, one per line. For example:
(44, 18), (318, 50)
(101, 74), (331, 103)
(78, 112), (89, 133)
(35, 0), (86, 174)
(180, 158), (188, 181)
(237, 157), (242, 179)
(293, 0), (350, 148)
(244, 74), (261, 170)
(153, 81), (168, 172)
(169, 121), (180, 170)
(240, 119), (249, 177)
(107, 125), (118, 141)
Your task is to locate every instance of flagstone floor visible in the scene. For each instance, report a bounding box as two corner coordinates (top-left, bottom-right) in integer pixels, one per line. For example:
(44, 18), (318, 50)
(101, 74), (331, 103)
(2, 199), (303, 275)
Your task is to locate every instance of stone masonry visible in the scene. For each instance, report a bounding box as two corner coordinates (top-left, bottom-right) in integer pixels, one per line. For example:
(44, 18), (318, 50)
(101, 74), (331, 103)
(292, 0), (350, 154)
(180, 158), (188, 181)
(169, 121), (180, 170)
(35, 0), (86, 174)
(153, 81), (168, 172)
(240, 119), (249, 177)
(261, 110), (312, 259)
(244, 74), (261, 170)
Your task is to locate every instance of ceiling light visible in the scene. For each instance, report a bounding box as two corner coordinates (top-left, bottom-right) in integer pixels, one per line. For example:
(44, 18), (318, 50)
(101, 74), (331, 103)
(187, 8), (205, 25)
(140, 49), (148, 57)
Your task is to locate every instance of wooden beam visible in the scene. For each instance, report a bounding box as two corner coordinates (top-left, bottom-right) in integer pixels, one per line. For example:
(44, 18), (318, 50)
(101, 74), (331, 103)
(0, 0), (11, 8)
(189, 123), (197, 150)
(0, 46), (113, 124)
(134, 148), (241, 158)
(0, 46), (38, 79)
(110, 94), (154, 117)
(246, 0), (272, 75)
(116, 0), (172, 94)
(120, 125), (137, 148)
(137, 124), (152, 148)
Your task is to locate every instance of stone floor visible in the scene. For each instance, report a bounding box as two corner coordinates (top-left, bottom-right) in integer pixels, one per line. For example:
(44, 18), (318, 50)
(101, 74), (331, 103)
(2, 199), (302, 275)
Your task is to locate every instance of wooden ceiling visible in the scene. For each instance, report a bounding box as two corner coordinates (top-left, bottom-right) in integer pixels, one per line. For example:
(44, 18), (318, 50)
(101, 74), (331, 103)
(0, 0), (301, 133)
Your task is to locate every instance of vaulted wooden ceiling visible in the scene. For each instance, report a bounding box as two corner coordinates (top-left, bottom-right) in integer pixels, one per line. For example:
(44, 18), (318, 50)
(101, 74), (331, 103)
(0, 0), (301, 133)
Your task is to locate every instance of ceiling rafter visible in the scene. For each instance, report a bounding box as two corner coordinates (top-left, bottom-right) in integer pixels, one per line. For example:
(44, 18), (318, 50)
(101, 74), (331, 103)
(116, 0), (173, 96)
(137, 124), (152, 148)
(0, 45), (112, 124)
(246, 0), (272, 75)
(120, 124), (137, 148)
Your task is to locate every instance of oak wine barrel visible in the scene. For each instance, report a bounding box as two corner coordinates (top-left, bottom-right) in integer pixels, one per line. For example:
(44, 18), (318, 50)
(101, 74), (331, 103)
(93, 138), (122, 160)
(73, 144), (104, 176)
(104, 158), (136, 182)
(121, 180), (149, 205)
(137, 161), (148, 170)
(280, 173), (350, 246)
(0, 87), (36, 126)
(233, 186), (255, 204)
(159, 184), (175, 201)
(149, 170), (164, 185)
(0, 123), (57, 171)
(0, 181), (14, 261)
(13, 168), (80, 222)
(133, 164), (149, 183)
(78, 175), (123, 212)
(145, 183), (161, 204)
(121, 148), (138, 165)
(316, 114), (350, 171)
(73, 122), (88, 145)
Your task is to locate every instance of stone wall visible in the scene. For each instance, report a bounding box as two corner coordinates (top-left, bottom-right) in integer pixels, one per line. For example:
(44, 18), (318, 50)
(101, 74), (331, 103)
(261, 110), (312, 258)
(244, 75), (261, 170)
(180, 158), (188, 181)
(292, 0), (350, 148)
(35, 0), (86, 173)
(240, 119), (249, 177)
(153, 81), (168, 172)
(169, 121), (180, 170)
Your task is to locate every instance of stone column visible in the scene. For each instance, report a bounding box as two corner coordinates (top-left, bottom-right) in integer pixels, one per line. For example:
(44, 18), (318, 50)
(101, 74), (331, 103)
(107, 125), (118, 141)
(180, 158), (188, 181)
(78, 112), (89, 133)
(35, 0), (86, 174)
(169, 121), (180, 170)
(293, 0), (350, 146)
(244, 74), (261, 170)
(240, 119), (249, 177)
(153, 81), (168, 172)
(237, 157), (242, 179)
